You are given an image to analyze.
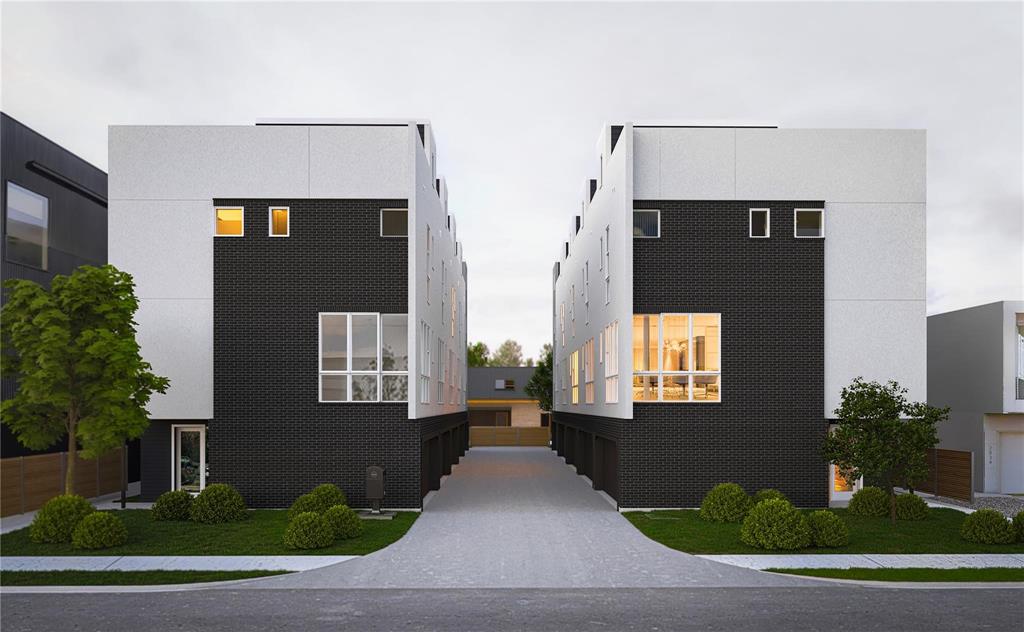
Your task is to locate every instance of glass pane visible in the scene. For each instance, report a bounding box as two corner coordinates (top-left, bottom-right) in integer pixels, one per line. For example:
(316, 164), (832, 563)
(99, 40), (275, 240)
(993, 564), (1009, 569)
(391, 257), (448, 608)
(321, 374), (348, 401)
(321, 314), (348, 371)
(381, 314), (408, 371)
(632, 375), (658, 401)
(633, 210), (658, 237)
(750, 210), (768, 237)
(352, 375), (378, 401)
(5, 182), (48, 269)
(177, 430), (201, 493)
(351, 315), (378, 370)
(632, 314), (658, 372)
(662, 315), (689, 372)
(383, 375), (408, 402)
(692, 375), (720, 401)
(834, 465), (854, 492)
(216, 208), (243, 235)
(693, 314), (720, 372)
(271, 208), (288, 235)
(662, 375), (690, 401)
(381, 209), (408, 236)
(795, 210), (822, 237)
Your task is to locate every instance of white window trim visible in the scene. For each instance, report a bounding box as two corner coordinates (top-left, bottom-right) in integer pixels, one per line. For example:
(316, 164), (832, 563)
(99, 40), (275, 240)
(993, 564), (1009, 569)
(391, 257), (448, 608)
(318, 312), (408, 404)
(633, 313), (722, 404)
(794, 208), (825, 239)
(214, 206), (245, 237)
(380, 208), (408, 238)
(633, 209), (660, 239)
(749, 208), (770, 239)
(170, 424), (206, 494)
(268, 206), (289, 237)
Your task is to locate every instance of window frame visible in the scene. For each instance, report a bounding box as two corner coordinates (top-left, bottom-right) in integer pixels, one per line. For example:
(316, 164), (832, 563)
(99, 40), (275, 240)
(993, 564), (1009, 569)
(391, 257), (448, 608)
(268, 206), (290, 237)
(749, 208), (770, 239)
(380, 208), (409, 238)
(794, 208), (824, 239)
(170, 424), (207, 494)
(5, 180), (50, 271)
(604, 321), (619, 404)
(214, 206), (245, 237)
(318, 312), (408, 403)
(632, 312), (722, 404)
(632, 209), (660, 239)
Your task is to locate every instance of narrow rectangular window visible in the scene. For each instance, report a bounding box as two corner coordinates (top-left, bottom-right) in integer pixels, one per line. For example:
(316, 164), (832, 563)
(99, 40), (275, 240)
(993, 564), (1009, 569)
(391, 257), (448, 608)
(5, 182), (49, 269)
(794, 209), (824, 238)
(380, 208), (408, 237)
(584, 338), (595, 404)
(437, 338), (446, 403)
(632, 210), (659, 238)
(269, 207), (289, 237)
(604, 225), (611, 305)
(604, 321), (619, 403)
(215, 207), (244, 237)
(749, 208), (769, 238)
(570, 350), (580, 404)
(420, 321), (431, 404)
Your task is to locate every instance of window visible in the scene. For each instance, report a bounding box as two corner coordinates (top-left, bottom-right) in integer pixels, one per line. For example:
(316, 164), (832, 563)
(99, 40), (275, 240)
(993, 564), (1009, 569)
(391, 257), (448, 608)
(450, 287), (457, 337)
(559, 303), (566, 347)
(381, 209), (408, 237)
(794, 209), (824, 238)
(604, 321), (619, 404)
(437, 338), (446, 403)
(215, 207), (244, 237)
(633, 210), (659, 238)
(268, 207), (289, 237)
(584, 338), (595, 404)
(172, 425), (207, 494)
(319, 313), (408, 402)
(420, 321), (431, 403)
(5, 182), (49, 269)
(749, 208), (769, 238)
(584, 263), (590, 324)
(570, 284), (576, 338)
(604, 225), (611, 304)
(632, 313), (721, 402)
(425, 226), (432, 304)
(570, 350), (580, 405)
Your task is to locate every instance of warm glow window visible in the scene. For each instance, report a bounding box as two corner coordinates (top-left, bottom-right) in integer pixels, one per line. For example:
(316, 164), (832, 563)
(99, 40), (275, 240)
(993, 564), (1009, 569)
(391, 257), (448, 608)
(570, 350), (580, 405)
(632, 313), (721, 402)
(320, 313), (408, 403)
(584, 338), (595, 404)
(604, 321), (619, 404)
(215, 207), (244, 236)
(269, 207), (289, 237)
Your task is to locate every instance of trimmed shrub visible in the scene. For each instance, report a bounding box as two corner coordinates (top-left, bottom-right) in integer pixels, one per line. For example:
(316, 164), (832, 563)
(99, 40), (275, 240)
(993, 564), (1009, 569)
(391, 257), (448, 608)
(807, 510), (849, 548)
(30, 494), (95, 544)
(72, 512), (128, 549)
(310, 484), (347, 510)
(283, 512), (334, 550)
(753, 489), (788, 506)
(189, 483), (247, 524)
(894, 493), (929, 521)
(152, 490), (194, 521)
(288, 493), (322, 521)
(324, 505), (364, 540)
(847, 486), (889, 518)
(960, 509), (1015, 545)
(740, 499), (812, 550)
(1013, 510), (1024, 543)
(699, 483), (752, 523)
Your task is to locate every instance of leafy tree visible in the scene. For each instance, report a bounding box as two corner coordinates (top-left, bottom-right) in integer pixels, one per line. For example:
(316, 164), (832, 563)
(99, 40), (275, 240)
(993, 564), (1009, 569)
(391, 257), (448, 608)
(490, 339), (524, 367)
(524, 346), (553, 412)
(1, 265), (169, 494)
(822, 378), (948, 525)
(467, 342), (490, 368)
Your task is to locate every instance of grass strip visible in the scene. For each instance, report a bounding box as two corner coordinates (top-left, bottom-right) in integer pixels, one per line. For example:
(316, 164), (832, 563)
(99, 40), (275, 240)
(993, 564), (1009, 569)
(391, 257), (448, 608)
(1, 570), (290, 586)
(766, 567), (1024, 582)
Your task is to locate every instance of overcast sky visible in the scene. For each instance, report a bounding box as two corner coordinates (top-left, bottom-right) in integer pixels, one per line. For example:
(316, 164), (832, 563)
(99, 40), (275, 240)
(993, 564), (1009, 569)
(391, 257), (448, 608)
(2, 1), (1021, 358)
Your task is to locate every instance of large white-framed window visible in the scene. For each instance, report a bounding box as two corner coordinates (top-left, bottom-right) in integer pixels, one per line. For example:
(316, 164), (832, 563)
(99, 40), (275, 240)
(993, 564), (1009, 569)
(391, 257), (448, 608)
(269, 206), (289, 237)
(319, 313), (408, 403)
(794, 208), (824, 238)
(632, 313), (721, 403)
(171, 424), (206, 494)
(215, 206), (244, 237)
(570, 350), (580, 405)
(584, 338), (595, 404)
(749, 208), (769, 238)
(633, 209), (660, 238)
(604, 321), (619, 404)
(5, 181), (49, 270)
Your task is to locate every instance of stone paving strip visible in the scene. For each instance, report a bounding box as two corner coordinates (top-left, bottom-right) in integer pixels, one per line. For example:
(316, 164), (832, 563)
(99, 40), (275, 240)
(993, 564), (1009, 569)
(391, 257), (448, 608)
(699, 554), (1024, 570)
(0, 556), (357, 572)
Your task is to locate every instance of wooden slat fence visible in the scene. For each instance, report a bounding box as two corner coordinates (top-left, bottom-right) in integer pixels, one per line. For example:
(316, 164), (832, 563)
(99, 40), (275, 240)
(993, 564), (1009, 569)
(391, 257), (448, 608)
(0, 447), (124, 517)
(916, 448), (973, 502)
(470, 426), (551, 448)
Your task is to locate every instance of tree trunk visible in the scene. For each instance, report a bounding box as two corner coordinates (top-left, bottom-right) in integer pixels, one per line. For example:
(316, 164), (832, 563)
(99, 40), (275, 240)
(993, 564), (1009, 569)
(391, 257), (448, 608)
(65, 414), (77, 495)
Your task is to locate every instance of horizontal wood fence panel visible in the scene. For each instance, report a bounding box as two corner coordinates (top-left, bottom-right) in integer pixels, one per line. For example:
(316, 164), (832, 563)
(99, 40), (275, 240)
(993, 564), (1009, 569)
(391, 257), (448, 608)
(917, 448), (973, 502)
(470, 426), (550, 448)
(0, 448), (123, 517)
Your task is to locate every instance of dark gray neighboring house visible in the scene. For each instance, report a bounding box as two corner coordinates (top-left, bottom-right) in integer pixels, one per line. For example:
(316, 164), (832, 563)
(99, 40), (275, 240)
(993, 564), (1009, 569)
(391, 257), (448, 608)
(468, 366), (544, 427)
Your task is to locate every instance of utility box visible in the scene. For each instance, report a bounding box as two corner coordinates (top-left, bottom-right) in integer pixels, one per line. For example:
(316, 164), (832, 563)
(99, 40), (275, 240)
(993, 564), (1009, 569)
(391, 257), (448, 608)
(366, 466), (385, 513)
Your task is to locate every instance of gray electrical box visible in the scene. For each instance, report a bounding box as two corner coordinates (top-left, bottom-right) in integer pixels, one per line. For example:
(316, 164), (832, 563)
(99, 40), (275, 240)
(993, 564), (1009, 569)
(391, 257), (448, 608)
(366, 466), (385, 513)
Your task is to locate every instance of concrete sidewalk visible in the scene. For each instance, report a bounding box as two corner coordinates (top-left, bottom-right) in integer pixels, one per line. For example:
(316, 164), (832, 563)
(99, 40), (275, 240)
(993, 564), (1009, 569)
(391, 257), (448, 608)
(700, 553), (1024, 570)
(1, 556), (355, 572)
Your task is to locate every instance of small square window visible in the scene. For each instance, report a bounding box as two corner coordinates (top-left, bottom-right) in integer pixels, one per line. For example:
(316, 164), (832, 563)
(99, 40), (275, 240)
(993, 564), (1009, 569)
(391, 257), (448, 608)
(269, 207), (289, 237)
(215, 207), (244, 237)
(381, 209), (408, 237)
(749, 208), (770, 238)
(794, 209), (824, 238)
(633, 210), (660, 238)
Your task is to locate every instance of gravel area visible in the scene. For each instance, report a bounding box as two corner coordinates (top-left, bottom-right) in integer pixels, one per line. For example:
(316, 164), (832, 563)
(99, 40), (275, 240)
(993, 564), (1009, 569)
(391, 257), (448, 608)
(923, 493), (1024, 517)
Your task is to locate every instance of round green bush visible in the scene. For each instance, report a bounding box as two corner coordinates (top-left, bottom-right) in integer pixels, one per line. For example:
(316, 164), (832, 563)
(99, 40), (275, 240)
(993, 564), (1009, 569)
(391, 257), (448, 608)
(960, 509), (1015, 544)
(1013, 510), (1024, 543)
(894, 493), (929, 521)
(152, 490), (194, 521)
(324, 505), (364, 540)
(30, 494), (95, 544)
(189, 483), (247, 524)
(807, 510), (849, 547)
(283, 512), (334, 550)
(740, 498), (812, 550)
(310, 483), (347, 510)
(288, 493), (322, 520)
(71, 511), (128, 549)
(700, 483), (752, 523)
(753, 489), (788, 505)
(847, 486), (889, 518)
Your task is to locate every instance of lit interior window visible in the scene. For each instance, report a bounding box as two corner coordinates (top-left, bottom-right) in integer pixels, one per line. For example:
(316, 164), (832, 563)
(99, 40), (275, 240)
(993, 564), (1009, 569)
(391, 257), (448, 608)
(270, 207), (289, 236)
(216, 207), (244, 236)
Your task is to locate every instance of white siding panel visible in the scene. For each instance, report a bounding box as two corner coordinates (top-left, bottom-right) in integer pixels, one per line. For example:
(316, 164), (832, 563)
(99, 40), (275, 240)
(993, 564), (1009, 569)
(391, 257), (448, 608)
(309, 126), (411, 199)
(136, 299), (213, 419)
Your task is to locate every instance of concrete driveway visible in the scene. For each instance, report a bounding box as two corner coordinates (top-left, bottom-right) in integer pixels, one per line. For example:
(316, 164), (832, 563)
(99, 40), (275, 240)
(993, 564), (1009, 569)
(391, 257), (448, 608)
(250, 447), (807, 589)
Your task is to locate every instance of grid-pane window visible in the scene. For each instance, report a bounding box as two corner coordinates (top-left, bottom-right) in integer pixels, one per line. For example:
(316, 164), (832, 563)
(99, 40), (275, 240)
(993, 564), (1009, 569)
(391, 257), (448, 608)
(604, 321), (619, 404)
(570, 350), (580, 405)
(584, 338), (595, 404)
(319, 313), (407, 402)
(632, 313), (721, 402)
(5, 182), (48, 269)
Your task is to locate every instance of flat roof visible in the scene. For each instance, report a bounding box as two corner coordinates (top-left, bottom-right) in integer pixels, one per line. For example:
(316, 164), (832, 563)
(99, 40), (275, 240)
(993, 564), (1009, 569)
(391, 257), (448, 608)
(255, 118), (429, 126)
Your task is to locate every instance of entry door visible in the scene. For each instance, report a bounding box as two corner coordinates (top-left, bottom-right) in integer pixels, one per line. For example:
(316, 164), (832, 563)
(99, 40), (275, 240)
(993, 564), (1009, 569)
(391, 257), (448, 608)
(1000, 433), (1024, 493)
(172, 425), (206, 493)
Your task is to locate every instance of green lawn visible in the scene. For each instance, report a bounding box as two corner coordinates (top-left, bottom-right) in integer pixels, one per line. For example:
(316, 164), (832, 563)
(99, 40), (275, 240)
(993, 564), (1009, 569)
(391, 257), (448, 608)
(624, 508), (1024, 554)
(0, 509), (417, 556)
(767, 567), (1024, 582)
(0, 570), (290, 586)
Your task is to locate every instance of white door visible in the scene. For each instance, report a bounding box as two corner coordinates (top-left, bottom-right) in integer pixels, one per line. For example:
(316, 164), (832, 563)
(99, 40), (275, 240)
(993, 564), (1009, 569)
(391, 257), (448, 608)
(172, 425), (206, 494)
(1000, 432), (1024, 493)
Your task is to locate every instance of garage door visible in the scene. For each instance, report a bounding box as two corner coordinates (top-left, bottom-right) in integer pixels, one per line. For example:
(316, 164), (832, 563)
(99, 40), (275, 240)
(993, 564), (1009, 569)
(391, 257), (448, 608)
(1000, 433), (1024, 493)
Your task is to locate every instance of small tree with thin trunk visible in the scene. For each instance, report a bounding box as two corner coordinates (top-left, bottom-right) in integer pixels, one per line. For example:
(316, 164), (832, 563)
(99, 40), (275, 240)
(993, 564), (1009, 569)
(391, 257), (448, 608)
(822, 378), (948, 525)
(1, 265), (169, 494)
(524, 346), (553, 412)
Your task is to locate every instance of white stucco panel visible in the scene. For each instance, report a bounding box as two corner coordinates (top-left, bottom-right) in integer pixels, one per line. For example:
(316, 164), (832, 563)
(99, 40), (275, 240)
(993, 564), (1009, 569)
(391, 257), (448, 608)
(632, 128), (735, 200)
(309, 126), (411, 199)
(136, 298), (213, 420)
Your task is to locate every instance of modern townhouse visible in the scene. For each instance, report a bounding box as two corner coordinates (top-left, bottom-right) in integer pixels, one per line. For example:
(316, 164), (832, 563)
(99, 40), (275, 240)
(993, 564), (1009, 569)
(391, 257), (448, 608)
(109, 119), (468, 509)
(551, 123), (926, 509)
(928, 301), (1024, 494)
